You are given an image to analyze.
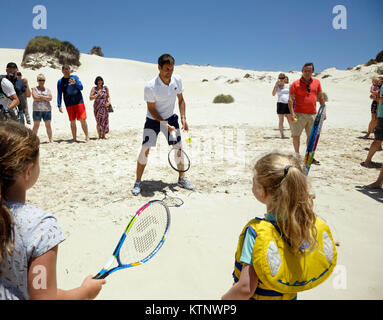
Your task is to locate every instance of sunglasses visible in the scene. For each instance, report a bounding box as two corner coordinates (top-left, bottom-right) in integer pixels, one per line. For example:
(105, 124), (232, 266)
(38, 79), (45, 82)
(279, 77), (285, 80)
(306, 84), (311, 93)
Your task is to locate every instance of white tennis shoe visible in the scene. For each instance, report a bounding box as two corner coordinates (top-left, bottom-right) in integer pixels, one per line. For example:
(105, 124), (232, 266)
(131, 181), (142, 196)
(177, 177), (195, 191)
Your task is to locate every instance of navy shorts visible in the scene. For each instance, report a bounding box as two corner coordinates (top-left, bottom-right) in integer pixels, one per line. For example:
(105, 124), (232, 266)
(33, 111), (51, 122)
(374, 118), (383, 141)
(142, 114), (181, 147)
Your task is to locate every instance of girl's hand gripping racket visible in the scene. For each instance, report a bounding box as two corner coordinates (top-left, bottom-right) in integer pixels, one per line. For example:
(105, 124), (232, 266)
(168, 130), (191, 173)
(93, 200), (170, 279)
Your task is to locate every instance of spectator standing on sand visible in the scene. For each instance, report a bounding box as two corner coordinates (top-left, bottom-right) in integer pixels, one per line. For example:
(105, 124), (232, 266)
(272, 73), (292, 138)
(288, 62), (326, 164)
(32, 74), (53, 143)
(89, 76), (111, 139)
(57, 65), (89, 142)
(16, 71), (31, 125)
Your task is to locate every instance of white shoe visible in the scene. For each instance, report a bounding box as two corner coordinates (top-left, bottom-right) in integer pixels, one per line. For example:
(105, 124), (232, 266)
(177, 177), (195, 191)
(131, 181), (141, 196)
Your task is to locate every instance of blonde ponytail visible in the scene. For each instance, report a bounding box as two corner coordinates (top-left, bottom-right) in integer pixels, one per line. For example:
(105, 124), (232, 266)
(254, 152), (317, 254)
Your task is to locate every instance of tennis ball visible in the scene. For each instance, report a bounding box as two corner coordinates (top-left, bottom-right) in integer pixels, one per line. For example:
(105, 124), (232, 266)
(294, 118), (298, 122)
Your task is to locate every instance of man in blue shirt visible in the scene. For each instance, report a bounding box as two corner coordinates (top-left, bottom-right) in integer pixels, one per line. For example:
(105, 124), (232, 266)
(57, 65), (89, 142)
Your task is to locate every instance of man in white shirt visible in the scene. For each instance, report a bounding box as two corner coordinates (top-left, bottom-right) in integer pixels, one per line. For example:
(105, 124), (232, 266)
(0, 62), (20, 119)
(132, 54), (195, 195)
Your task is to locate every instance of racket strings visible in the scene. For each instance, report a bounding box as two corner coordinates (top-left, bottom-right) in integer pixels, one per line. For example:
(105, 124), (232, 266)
(119, 202), (169, 264)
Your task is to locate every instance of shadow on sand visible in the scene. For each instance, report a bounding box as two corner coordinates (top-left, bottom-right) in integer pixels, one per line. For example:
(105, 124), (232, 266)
(355, 185), (383, 204)
(140, 180), (180, 198)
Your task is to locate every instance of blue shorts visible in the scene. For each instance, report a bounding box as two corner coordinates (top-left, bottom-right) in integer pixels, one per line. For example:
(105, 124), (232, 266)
(33, 111), (51, 122)
(142, 114), (181, 147)
(374, 118), (383, 141)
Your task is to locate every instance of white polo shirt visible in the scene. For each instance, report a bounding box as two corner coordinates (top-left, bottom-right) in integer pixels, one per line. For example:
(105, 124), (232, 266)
(0, 77), (16, 108)
(144, 74), (184, 120)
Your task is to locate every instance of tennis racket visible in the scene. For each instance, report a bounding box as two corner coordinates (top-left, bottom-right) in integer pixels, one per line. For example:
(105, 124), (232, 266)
(161, 190), (184, 208)
(93, 200), (170, 279)
(303, 104), (327, 176)
(168, 131), (191, 172)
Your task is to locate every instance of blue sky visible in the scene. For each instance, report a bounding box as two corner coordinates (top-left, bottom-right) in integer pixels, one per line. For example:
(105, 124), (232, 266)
(2, 0), (382, 72)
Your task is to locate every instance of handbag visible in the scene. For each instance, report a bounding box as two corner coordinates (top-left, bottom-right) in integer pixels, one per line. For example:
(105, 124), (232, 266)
(108, 104), (114, 113)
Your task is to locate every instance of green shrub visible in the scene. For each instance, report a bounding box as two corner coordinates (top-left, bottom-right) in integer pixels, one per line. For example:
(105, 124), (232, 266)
(213, 94), (234, 104)
(89, 46), (104, 57)
(22, 36), (81, 68)
(365, 59), (377, 66)
(376, 50), (383, 63)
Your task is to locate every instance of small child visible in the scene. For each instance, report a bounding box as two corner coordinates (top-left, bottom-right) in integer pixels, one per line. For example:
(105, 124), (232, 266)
(0, 121), (105, 300)
(222, 152), (337, 300)
(370, 78), (380, 100)
(364, 78), (381, 138)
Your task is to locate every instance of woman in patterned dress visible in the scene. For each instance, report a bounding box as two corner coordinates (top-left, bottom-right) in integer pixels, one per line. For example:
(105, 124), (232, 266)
(90, 76), (111, 139)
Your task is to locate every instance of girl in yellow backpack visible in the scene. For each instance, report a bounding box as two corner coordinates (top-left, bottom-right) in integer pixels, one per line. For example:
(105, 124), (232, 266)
(222, 152), (337, 300)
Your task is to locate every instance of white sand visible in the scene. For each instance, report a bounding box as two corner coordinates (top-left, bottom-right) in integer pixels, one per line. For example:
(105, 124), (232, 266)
(1, 48), (382, 299)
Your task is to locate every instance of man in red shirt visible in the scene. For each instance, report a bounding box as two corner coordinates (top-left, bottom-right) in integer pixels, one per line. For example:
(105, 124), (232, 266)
(288, 62), (326, 162)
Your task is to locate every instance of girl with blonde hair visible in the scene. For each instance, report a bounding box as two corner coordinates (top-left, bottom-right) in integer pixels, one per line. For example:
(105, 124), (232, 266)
(222, 152), (337, 300)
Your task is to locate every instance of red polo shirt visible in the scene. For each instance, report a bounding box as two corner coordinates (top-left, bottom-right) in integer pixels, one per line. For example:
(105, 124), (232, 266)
(290, 77), (322, 114)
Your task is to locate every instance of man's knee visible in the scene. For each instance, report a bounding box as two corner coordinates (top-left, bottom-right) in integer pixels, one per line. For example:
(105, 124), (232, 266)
(138, 146), (151, 165)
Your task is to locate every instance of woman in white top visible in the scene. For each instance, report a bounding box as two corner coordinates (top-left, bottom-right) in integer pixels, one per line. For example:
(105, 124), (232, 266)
(272, 73), (292, 139)
(31, 74), (53, 143)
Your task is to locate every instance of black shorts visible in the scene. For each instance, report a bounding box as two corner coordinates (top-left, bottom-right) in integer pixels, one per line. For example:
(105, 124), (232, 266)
(371, 101), (378, 114)
(142, 114), (181, 147)
(374, 118), (383, 141)
(277, 102), (290, 115)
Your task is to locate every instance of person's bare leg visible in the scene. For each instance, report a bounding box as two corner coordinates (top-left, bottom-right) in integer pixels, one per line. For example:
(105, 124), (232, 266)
(175, 145), (185, 179)
(292, 136), (300, 154)
(363, 140), (382, 165)
(96, 124), (101, 139)
(45, 121), (53, 143)
(286, 114), (293, 131)
(278, 114), (284, 138)
(80, 119), (89, 141)
(70, 120), (77, 142)
(364, 164), (383, 189)
(364, 115), (377, 139)
(136, 146), (151, 182)
(32, 121), (40, 135)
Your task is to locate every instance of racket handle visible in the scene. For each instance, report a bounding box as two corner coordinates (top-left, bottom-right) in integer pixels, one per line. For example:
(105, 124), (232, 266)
(93, 272), (108, 279)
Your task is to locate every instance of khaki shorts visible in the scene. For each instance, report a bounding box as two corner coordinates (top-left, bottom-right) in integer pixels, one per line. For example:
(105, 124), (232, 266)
(291, 113), (315, 137)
